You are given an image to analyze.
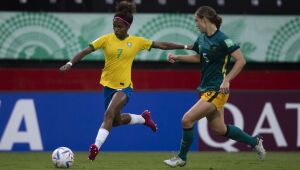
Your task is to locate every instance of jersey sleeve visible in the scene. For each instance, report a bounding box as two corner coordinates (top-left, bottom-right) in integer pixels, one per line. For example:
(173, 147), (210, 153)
(89, 34), (108, 50)
(223, 38), (240, 54)
(137, 37), (153, 51)
(192, 39), (200, 54)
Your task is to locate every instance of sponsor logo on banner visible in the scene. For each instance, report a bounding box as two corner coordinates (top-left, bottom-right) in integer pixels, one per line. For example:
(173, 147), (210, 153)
(0, 99), (43, 151)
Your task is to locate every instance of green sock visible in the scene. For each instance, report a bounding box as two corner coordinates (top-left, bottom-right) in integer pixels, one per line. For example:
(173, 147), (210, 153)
(178, 127), (194, 161)
(224, 124), (257, 147)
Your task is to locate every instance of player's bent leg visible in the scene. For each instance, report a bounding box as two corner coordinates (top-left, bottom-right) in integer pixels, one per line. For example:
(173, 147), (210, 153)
(182, 99), (216, 128)
(166, 99), (215, 167)
(102, 109), (116, 130)
(102, 91), (127, 129)
(89, 92), (126, 161)
(209, 109), (266, 160)
(163, 156), (186, 168)
(112, 110), (157, 131)
(112, 113), (130, 127)
(207, 108), (227, 136)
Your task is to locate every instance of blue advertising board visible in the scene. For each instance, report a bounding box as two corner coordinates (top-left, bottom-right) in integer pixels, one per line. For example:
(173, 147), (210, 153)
(0, 91), (199, 151)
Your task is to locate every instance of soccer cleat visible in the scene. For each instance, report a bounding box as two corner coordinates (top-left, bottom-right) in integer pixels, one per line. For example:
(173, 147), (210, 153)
(88, 144), (99, 161)
(254, 135), (266, 160)
(163, 156), (186, 167)
(141, 110), (158, 132)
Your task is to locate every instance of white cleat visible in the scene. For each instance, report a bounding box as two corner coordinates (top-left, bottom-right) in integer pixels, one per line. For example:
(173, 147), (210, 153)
(163, 156), (186, 168)
(254, 135), (266, 160)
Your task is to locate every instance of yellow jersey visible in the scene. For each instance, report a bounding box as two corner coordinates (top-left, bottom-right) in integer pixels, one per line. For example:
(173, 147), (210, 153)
(90, 33), (153, 89)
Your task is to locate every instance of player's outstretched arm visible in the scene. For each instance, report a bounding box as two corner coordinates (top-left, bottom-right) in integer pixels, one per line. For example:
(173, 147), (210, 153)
(152, 41), (193, 50)
(59, 46), (94, 72)
(167, 53), (200, 63)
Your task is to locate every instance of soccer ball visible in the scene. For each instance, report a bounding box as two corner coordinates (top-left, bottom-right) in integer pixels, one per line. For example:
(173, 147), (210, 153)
(52, 147), (74, 168)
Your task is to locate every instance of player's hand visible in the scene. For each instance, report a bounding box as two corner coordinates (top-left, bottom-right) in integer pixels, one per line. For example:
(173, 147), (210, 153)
(219, 79), (230, 94)
(187, 45), (193, 50)
(167, 53), (177, 63)
(59, 64), (72, 72)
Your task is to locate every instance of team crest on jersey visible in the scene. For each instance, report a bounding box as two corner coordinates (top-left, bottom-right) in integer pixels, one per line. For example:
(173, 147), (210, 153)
(127, 42), (132, 47)
(211, 45), (217, 51)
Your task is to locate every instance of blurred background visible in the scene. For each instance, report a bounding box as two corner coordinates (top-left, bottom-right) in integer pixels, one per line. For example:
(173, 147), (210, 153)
(0, 0), (299, 152)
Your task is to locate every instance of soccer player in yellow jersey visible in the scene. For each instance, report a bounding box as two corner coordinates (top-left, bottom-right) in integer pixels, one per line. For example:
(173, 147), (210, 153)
(59, 0), (190, 161)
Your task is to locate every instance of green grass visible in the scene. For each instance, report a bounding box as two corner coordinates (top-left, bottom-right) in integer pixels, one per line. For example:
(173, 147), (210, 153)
(0, 152), (300, 170)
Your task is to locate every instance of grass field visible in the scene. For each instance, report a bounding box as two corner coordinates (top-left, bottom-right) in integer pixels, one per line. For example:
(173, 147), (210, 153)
(0, 152), (300, 170)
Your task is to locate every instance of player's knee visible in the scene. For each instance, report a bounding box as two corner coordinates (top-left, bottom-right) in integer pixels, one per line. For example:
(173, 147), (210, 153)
(211, 126), (227, 136)
(112, 119), (121, 127)
(104, 109), (116, 121)
(181, 117), (193, 128)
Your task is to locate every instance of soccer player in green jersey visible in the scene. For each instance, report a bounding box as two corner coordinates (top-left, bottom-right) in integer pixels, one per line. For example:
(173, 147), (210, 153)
(59, 0), (190, 161)
(163, 6), (266, 167)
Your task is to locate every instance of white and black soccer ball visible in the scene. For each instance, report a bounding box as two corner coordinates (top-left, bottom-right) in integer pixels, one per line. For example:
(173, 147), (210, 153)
(52, 147), (74, 168)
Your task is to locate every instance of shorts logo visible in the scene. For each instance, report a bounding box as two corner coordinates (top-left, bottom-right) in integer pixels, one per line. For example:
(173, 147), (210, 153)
(206, 91), (212, 97)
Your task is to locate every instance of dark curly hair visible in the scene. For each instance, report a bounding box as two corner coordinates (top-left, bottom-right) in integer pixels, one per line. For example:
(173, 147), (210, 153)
(114, 0), (136, 26)
(196, 6), (222, 29)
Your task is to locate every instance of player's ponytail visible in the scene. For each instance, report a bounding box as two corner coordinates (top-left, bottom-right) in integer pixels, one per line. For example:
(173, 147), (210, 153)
(214, 15), (222, 29)
(196, 6), (223, 29)
(114, 0), (136, 26)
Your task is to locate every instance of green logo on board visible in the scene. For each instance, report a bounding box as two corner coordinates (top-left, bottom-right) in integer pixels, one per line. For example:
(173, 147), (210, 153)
(135, 14), (199, 61)
(221, 19), (256, 62)
(0, 12), (80, 60)
(266, 17), (300, 62)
